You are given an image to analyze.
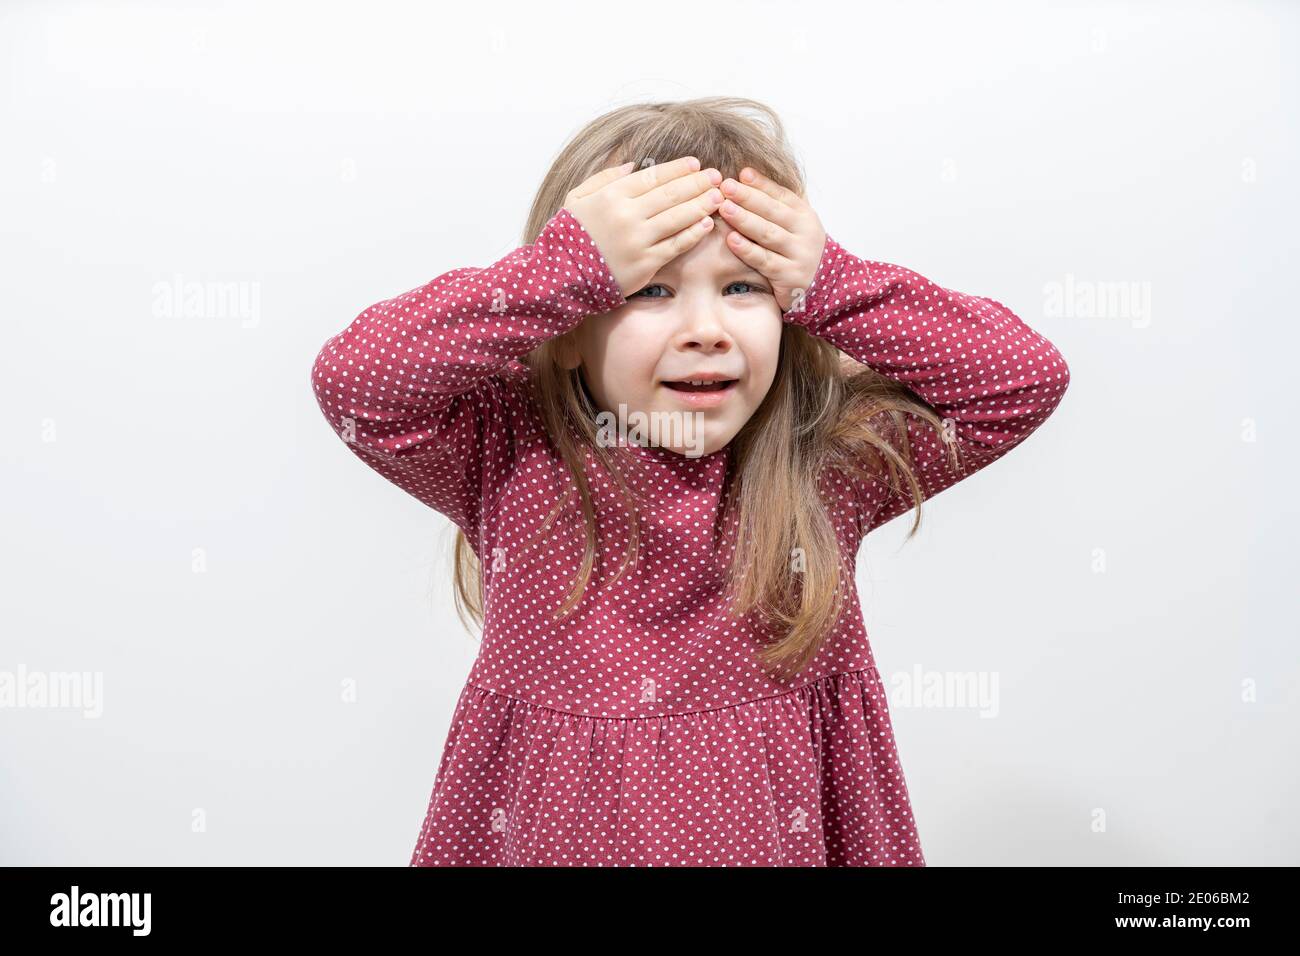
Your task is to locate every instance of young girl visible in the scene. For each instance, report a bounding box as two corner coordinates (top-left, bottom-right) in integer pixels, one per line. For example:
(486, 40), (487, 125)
(310, 97), (1070, 867)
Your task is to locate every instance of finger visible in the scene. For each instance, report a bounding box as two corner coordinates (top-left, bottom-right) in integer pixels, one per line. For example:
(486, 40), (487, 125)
(616, 155), (702, 198)
(568, 160), (637, 200)
(637, 168), (722, 220)
(642, 183), (724, 240)
(719, 177), (799, 231)
(645, 189), (723, 243)
(646, 213), (715, 264)
(717, 201), (796, 256)
(737, 167), (805, 210)
(723, 227), (794, 277)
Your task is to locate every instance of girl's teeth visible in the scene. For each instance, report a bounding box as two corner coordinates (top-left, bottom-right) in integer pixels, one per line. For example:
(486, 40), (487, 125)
(664, 378), (735, 391)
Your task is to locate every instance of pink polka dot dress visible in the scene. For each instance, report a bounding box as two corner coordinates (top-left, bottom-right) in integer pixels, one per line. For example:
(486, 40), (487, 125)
(310, 207), (1070, 866)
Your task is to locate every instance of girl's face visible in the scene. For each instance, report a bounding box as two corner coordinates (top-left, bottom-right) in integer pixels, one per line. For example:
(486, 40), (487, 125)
(565, 217), (783, 457)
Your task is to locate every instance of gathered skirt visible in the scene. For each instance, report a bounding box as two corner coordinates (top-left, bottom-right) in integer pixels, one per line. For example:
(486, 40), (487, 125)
(408, 667), (925, 866)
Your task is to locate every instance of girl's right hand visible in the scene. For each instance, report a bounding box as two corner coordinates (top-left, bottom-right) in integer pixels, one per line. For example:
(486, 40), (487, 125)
(562, 156), (725, 298)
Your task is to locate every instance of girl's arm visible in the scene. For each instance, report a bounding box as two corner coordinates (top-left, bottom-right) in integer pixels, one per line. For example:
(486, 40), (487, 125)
(309, 207), (627, 541)
(784, 234), (1071, 535)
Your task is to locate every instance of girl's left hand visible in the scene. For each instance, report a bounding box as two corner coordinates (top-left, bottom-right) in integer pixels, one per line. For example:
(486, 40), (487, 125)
(717, 167), (827, 314)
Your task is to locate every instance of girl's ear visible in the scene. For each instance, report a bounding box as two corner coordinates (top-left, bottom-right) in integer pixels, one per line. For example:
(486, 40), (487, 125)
(555, 332), (582, 371)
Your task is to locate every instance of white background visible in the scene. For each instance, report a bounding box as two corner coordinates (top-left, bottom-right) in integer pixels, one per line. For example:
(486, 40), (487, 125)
(2, 0), (1296, 865)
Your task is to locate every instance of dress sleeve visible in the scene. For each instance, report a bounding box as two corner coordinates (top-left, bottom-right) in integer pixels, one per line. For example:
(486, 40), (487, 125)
(309, 207), (628, 543)
(784, 233), (1071, 536)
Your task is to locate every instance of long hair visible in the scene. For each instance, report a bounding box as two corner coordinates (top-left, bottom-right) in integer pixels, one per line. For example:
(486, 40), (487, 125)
(452, 96), (959, 680)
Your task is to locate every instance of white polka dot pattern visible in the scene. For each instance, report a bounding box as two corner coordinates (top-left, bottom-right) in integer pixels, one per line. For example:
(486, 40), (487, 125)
(790, 233), (1072, 532)
(310, 208), (1070, 866)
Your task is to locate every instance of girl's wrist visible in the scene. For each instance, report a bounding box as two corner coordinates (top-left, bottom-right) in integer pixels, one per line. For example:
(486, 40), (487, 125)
(782, 232), (850, 326)
(540, 207), (629, 316)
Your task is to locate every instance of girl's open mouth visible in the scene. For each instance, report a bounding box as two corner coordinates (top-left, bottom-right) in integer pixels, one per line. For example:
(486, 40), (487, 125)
(659, 377), (740, 408)
(662, 379), (738, 392)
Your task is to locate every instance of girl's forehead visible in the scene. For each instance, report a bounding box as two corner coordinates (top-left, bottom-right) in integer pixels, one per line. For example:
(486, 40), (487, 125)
(654, 219), (756, 277)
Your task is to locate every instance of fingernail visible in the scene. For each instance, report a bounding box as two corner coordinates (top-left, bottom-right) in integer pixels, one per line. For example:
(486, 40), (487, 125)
(687, 156), (701, 171)
(707, 188), (723, 203)
(706, 168), (722, 185)
(740, 168), (755, 183)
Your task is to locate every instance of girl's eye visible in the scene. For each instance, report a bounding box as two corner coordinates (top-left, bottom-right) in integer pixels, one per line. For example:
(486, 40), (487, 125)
(629, 284), (669, 299)
(627, 282), (769, 299)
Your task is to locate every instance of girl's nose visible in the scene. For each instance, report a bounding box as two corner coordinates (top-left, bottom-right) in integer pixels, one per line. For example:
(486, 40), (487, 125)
(675, 326), (733, 352)
(674, 310), (733, 352)
(680, 337), (731, 353)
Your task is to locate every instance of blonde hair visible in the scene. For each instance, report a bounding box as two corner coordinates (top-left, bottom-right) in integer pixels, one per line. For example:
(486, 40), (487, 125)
(453, 96), (957, 680)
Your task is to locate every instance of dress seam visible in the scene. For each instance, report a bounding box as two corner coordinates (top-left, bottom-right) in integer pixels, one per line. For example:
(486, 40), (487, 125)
(463, 666), (880, 722)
